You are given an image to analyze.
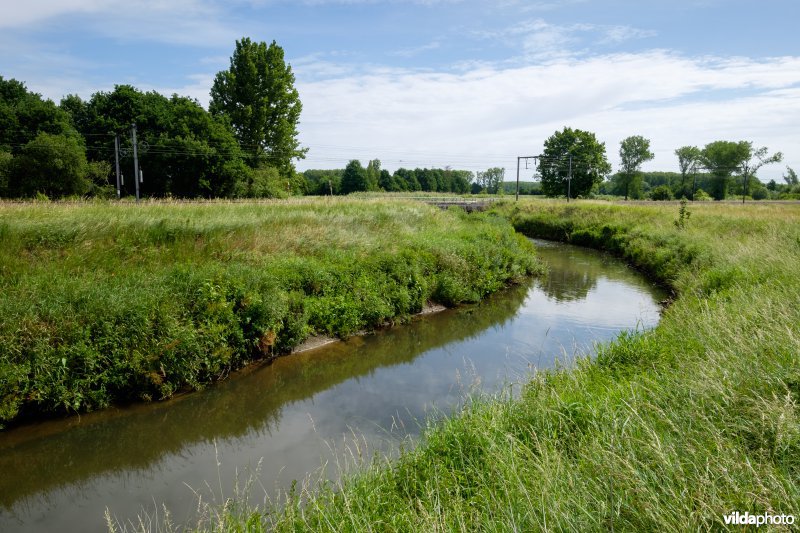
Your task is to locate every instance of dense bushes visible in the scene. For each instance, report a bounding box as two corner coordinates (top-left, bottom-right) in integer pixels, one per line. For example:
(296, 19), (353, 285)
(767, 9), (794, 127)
(0, 199), (539, 425)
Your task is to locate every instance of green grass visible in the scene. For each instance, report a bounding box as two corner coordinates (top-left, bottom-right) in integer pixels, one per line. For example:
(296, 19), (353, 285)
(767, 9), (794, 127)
(0, 198), (539, 425)
(177, 199), (800, 532)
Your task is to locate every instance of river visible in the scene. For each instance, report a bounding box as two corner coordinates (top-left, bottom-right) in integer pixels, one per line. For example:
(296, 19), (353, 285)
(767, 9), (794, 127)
(0, 240), (665, 532)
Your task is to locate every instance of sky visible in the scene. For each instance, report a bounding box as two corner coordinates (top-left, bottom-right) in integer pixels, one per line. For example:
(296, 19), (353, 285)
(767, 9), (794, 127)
(1, 0), (799, 181)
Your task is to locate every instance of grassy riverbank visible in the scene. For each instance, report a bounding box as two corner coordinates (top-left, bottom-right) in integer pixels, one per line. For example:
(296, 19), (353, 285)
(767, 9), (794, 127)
(0, 199), (538, 426)
(228, 200), (798, 531)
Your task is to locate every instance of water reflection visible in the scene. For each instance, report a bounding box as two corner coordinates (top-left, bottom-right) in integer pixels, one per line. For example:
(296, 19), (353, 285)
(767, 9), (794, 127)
(0, 240), (664, 532)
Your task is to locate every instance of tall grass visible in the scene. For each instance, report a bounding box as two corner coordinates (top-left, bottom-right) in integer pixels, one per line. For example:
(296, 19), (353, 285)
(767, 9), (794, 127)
(0, 198), (539, 425)
(188, 199), (798, 532)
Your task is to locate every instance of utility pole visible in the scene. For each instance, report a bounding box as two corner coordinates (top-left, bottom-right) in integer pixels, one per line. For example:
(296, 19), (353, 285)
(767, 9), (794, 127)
(515, 155), (538, 201)
(114, 134), (122, 199)
(131, 123), (140, 202)
(567, 154), (573, 202)
(741, 163), (749, 204)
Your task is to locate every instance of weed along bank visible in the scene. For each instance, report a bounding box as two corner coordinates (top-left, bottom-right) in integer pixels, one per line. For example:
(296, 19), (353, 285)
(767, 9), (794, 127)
(0, 199), (538, 426)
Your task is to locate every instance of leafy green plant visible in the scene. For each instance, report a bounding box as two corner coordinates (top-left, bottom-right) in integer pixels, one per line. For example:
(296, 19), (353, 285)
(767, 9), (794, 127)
(673, 197), (691, 229)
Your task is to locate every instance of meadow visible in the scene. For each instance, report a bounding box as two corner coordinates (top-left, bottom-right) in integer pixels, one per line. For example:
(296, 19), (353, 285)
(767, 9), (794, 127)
(0, 198), (539, 426)
(233, 199), (799, 532)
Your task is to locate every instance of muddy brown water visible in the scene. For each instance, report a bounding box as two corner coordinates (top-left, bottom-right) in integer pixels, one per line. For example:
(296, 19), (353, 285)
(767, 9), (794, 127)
(0, 240), (666, 532)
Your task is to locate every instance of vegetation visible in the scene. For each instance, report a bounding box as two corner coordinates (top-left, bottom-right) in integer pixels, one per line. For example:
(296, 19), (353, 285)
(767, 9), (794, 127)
(675, 145), (702, 199)
(210, 38), (306, 176)
(698, 141), (782, 201)
(618, 135), (654, 200)
(183, 200), (800, 532)
(0, 199), (539, 426)
(1, 72), (790, 202)
(473, 167), (505, 194)
(540, 127), (611, 199)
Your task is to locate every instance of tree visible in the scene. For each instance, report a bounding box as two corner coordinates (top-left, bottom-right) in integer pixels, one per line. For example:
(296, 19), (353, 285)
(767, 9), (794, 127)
(365, 159), (381, 191)
(650, 185), (673, 201)
(699, 141), (751, 200)
(1, 77), (76, 154)
(674, 146), (701, 199)
(449, 170), (472, 194)
(8, 132), (89, 197)
(378, 169), (394, 191)
(394, 168), (420, 191)
(75, 85), (248, 198)
(475, 167), (505, 194)
(210, 38), (306, 176)
(340, 160), (369, 194)
(739, 144), (782, 202)
(0, 149), (12, 196)
(618, 135), (654, 200)
(540, 127), (611, 198)
(783, 166), (798, 186)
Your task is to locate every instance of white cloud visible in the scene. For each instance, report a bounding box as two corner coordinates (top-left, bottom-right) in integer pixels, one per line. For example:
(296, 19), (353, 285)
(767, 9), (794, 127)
(478, 18), (656, 60)
(295, 51), (800, 179)
(391, 41), (441, 58)
(1, 0), (240, 47)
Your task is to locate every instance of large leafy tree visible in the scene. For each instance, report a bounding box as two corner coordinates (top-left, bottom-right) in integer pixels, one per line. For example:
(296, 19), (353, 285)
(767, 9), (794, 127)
(675, 145), (701, 199)
(210, 38), (306, 177)
(618, 135), (654, 200)
(72, 85), (248, 198)
(739, 144), (782, 202)
(8, 132), (89, 197)
(1, 76), (76, 153)
(341, 160), (370, 194)
(1, 77), (88, 198)
(475, 167), (505, 194)
(540, 127), (611, 198)
(699, 141), (751, 200)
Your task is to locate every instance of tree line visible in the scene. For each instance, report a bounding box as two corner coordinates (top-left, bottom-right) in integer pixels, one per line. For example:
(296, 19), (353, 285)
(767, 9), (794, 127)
(1, 40), (792, 201)
(1, 38), (305, 200)
(534, 127), (789, 201)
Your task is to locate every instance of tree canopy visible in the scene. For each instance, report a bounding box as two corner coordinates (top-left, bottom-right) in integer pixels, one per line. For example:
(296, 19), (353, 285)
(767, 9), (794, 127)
(67, 85), (249, 198)
(618, 135), (654, 200)
(675, 146), (701, 199)
(210, 38), (306, 177)
(540, 127), (611, 198)
(700, 141), (752, 200)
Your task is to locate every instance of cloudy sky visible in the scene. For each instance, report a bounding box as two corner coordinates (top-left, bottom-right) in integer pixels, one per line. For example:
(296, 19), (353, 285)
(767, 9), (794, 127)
(2, 0), (798, 180)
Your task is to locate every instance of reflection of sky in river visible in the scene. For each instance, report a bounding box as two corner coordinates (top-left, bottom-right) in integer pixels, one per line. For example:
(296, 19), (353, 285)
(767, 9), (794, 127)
(0, 241), (665, 533)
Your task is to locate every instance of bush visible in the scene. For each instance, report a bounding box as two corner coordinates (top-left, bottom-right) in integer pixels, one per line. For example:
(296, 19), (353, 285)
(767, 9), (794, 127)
(693, 189), (712, 201)
(8, 133), (89, 198)
(649, 185), (673, 201)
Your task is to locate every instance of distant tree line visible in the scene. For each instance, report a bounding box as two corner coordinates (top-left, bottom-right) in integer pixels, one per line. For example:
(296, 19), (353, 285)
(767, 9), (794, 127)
(536, 127), (786, 201)
(303, 160), (475, 195)
(1, 37), (306, 200)
(1, 56), (791, 202)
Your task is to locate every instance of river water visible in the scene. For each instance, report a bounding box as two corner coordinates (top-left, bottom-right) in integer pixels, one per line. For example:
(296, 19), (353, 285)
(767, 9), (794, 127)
(0, 240), (665, 532)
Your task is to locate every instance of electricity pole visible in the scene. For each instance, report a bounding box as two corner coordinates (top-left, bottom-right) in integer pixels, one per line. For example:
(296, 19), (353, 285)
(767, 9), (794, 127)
(131, 123), (140, 202)
(515, 155), (538, 201)
(114, 134), (122, 199)
(567, 154), (573, 203)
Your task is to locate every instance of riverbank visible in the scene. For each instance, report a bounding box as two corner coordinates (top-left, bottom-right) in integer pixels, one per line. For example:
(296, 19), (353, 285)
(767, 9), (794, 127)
(0, 198), (540, 427)
(246, 199), (799, 531)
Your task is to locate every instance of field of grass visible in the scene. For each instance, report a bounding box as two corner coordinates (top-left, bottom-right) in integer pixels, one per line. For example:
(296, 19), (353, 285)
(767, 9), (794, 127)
(195, 199), (798, 532)
(0, 198), (539, 426)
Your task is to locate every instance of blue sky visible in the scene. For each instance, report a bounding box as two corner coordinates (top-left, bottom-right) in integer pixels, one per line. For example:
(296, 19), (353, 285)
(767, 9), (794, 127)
(2, 0), (799, 180)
